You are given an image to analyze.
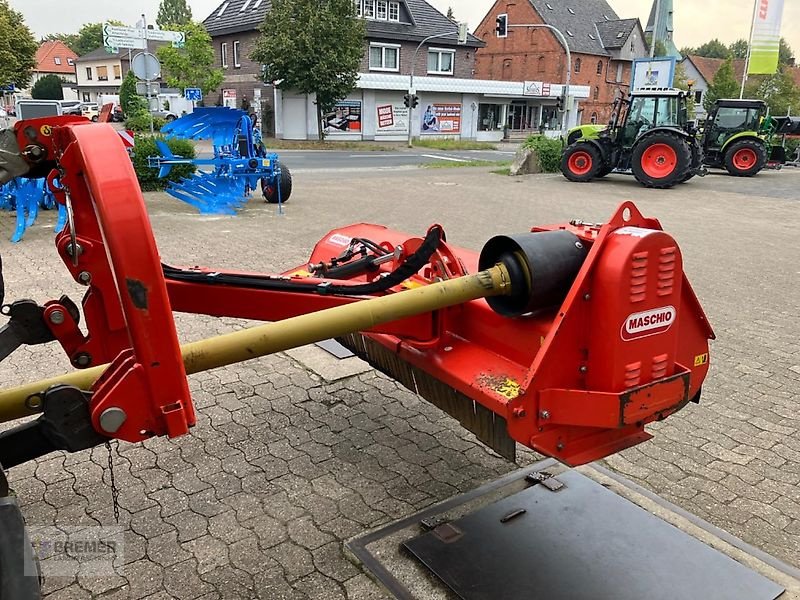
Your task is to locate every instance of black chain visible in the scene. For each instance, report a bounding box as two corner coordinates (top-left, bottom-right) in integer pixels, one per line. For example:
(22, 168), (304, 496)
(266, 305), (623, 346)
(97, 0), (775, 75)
(105, 441), (120, 523)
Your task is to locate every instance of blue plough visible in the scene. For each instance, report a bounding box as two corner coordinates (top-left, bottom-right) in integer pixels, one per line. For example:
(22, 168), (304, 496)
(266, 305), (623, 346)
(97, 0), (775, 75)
(0, 177), (67, 243)
(147, 107), (292, 214)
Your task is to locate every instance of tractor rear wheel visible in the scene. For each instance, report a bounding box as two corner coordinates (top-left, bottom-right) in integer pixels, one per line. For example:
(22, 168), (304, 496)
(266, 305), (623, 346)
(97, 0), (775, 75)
(262, 162), (292, 204)
(561, 143), (602, 182)
(631, 132), (692, 188)
(724, 139), (767, 177)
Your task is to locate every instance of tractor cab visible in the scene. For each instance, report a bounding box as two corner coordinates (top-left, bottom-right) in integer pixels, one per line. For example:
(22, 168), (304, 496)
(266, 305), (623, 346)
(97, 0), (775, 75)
(703, 99), (767, 150)
(613, 88), (690, 148)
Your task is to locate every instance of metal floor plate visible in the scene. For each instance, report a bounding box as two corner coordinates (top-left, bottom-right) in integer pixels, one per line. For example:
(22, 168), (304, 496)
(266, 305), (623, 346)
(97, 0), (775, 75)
(403, 470), (785, 600)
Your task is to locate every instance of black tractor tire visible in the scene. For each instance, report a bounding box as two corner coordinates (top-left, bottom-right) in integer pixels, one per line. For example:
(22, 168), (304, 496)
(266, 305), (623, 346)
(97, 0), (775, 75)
(723, 139), (768, 177)
(262, 162), (292, 204)
(631, 132), (692, 189)
(561, 143), (602, 182)
(597, 164), (614, 177)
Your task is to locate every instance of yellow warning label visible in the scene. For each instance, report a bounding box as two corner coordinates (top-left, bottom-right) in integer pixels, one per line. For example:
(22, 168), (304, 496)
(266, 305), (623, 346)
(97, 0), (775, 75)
(694, 353), (709, 367)
(39, 125), (52, 137)
(289, 269), (313, 278)
(400, 280), (424, 290)
(496, 378), (521, 400)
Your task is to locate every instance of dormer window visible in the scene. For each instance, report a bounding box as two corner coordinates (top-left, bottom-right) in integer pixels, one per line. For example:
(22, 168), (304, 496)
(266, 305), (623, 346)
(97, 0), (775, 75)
(566, 30), (574, 37)
(588, 34), (595, 40)
(54, 57), (62, 65)
(216, 1), (229, 17)
(568, 7), (575, 14)
(545, 3), (553, 9)
(358, 0), (399, 21)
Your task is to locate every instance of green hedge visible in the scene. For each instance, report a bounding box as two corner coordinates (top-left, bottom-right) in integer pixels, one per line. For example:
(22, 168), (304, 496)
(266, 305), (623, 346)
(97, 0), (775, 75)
(126, 112), (167, 132)
(521, 135), (564, 173)
(131, 136), (196, 192)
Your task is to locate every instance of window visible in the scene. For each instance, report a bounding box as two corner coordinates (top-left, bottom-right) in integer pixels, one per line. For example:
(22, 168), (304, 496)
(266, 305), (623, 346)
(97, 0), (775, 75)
(545, 2), (553, 8)
(67, 58), (74, 66)
(597, 60), (603, 75)
(240, 0), (251, 10)
(427, 48), (454, 75)
(591, 111), (598, 124)
(376, 0), (387, 19)
(363, 0), (375, 18)
(574, 58), (581, 73)
(253, 0), (263, 7)
(54, 57), (62, 65)
(566, 30), (574, 37)
(388, 1), (399, 21)
(221, 42), (228, 68)
(616, 62), (623, 82)
(85, 67), (92, 80)
(216, 1), (229, 16)
(588, 34), (595, 40)
(233, 40), (241, 67)
(354, 0), (361, 16)
(113, 64), (121, 79)
(97, 66), (108, 81)
(369, 43), (399, 71)
(82, 92), (91, 102)
(568, 7), (575, 14)
(593, 86), (599, 100)
(538, 56), (545, 72)
(694, 90), (703, 104)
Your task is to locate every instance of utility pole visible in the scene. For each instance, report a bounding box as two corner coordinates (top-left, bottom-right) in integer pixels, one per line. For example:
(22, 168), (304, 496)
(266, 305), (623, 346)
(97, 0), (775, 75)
(507, 23), (572, 136)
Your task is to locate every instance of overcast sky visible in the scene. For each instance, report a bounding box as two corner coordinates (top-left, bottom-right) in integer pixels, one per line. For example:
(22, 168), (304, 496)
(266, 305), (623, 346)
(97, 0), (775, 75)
(11, 0), (800, 51)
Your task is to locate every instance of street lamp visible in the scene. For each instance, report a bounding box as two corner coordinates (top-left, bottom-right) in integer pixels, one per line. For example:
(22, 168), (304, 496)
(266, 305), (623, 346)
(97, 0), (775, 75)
(407, 24), (468, 148)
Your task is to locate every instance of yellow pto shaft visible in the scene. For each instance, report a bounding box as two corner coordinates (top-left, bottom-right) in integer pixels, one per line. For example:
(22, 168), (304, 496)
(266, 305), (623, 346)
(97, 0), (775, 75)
(0, 264), (512, 423)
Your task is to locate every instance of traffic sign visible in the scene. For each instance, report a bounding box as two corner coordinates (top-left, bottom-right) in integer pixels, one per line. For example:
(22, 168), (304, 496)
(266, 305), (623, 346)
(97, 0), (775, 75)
(131, 52), (161, 81)
(184, 88), (202, 102)
(145, 29), (185, 43)
(103, 35), (146, 50)
(104, 24), (143, 39)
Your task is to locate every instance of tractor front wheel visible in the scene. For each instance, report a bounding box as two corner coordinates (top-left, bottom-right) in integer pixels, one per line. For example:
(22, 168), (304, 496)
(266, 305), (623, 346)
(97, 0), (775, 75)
(262, 162), (293, 204)
(631, 133), (692, 188)
(561, 143), (602, 182)
(724, 139), (767, 177)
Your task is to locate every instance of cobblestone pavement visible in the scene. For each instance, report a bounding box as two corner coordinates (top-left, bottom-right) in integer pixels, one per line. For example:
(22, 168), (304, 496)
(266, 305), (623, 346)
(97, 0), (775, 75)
(0, 166), (797, 598)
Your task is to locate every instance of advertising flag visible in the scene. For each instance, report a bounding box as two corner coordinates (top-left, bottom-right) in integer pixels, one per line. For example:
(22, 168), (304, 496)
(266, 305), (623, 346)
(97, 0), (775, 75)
(748, 0), (785, 74)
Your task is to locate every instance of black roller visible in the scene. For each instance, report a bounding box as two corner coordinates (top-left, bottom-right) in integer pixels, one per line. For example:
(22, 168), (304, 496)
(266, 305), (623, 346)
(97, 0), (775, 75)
(479, 230), (588, 317)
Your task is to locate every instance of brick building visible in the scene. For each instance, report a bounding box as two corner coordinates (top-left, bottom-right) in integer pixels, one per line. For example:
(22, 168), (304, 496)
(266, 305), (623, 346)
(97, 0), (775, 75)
(473, 0), (647, 129)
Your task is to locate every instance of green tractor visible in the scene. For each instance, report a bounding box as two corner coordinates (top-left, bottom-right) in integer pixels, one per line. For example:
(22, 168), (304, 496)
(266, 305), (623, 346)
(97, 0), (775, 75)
(700, 98), (783, 176)
(561, 88), (704, 188)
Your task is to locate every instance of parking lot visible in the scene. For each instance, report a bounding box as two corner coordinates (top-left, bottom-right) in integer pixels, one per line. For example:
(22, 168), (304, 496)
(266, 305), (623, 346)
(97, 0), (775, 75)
(1, 164), (798, 598)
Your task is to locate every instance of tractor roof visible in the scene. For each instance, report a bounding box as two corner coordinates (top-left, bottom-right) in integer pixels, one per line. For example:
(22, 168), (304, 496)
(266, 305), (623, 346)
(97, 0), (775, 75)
(630, 87), (684, 97)
(715, 99), (767, 109)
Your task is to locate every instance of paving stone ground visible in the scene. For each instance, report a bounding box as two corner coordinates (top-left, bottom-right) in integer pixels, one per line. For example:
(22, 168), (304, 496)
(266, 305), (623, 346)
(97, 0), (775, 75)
(0, 166), (797, 598)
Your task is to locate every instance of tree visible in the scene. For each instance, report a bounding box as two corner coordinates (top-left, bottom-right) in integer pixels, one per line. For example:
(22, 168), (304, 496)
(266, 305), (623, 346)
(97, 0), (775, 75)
(157, 22), (223, 97)
(680, 46), (695, 57)
(653, 39), (667, 57)
(703, 58), (739, 112)
(0, 0), (37, 89)
(66, 21), (125, 56)
(694, 39), (730, 59)
(729, 39), (748, 59)
(119, 70), (140, 114)
(157, 0), (192, 28)
(31, 74), (64, 99)
(252, 0), (365, 140)
(779, 38), (795, 66)
(749, 68), (800, 115)
(44, 32), (80, 50)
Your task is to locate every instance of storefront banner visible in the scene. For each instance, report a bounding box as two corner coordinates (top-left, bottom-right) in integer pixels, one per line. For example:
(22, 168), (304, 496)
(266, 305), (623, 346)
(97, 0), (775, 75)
(322, 100), (362, 135)
(420, 103), (462, 134)
(376, 103), (409, 133)
(749, 0), (785, 75)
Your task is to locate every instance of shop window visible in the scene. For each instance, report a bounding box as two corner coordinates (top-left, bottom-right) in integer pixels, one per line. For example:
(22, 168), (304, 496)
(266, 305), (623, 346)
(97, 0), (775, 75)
(478, 103), (502, 131)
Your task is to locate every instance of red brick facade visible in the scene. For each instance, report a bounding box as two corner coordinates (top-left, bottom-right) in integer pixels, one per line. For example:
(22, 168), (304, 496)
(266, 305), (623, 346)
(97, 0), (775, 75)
(473, 0), (635, 123)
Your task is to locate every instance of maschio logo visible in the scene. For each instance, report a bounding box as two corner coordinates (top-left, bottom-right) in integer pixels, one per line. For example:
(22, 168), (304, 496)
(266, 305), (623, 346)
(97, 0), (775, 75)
(621, 306), (676, 341)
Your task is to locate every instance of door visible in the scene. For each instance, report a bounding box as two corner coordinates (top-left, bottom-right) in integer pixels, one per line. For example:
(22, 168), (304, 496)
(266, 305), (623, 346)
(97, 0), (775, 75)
(282, 96), (307, 140)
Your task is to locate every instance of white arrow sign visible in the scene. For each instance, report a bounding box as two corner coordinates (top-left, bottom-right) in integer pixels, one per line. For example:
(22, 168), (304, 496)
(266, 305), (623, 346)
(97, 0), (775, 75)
(103, 35), (146, 49)
(145, 29), (185, 43)
(104, 24), (144, 39)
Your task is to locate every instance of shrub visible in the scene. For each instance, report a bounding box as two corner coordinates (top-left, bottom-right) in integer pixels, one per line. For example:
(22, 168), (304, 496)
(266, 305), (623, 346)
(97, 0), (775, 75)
(131, 136), (196, 191)
(126, 111), (167, 132)
(522, 135), (564, 172)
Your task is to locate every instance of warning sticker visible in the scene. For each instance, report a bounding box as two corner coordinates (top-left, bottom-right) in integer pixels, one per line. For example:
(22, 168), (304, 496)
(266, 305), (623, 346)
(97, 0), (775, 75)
(496, 378), (521, 400)
(693, 353), (709, 367)
(39, 124), (52, 137)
